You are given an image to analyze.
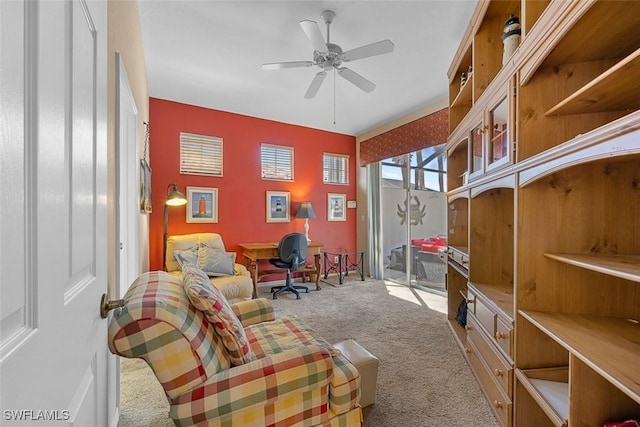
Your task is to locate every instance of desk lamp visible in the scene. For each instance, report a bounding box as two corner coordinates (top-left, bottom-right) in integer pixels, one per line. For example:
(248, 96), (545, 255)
(163, 183), (187, 270)
(296, 202), (316, 242)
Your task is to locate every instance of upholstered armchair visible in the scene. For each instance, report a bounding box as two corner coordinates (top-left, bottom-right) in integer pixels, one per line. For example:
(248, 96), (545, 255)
(166, 232), (253, 303)
(108, 270), (362, 427)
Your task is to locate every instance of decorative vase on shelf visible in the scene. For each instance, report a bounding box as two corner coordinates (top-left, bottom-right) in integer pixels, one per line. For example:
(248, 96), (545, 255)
(501, 14), (521, 65)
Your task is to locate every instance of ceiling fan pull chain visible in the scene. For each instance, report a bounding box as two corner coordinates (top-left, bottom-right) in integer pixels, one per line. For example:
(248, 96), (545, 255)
(333, 68), (336, 125)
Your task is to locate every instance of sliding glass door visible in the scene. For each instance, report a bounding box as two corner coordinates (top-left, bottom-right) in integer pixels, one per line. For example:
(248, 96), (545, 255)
(379, 145), (448, 294)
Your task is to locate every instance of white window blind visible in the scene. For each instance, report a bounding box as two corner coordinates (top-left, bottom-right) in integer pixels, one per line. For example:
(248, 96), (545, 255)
(180, 132), (223, 177)
(323, 153), (349, 184)
(261, 143), (294, 181)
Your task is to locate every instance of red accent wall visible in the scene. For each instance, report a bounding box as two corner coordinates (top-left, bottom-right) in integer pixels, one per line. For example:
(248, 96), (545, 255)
(148, 98), (357, 276)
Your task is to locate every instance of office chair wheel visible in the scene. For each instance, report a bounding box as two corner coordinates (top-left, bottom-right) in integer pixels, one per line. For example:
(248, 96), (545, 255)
(296, 294), (301, 299)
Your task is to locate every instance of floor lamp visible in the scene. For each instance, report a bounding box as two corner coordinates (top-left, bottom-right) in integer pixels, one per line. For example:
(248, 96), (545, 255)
(296, 202), (316, 242)
(163, 183), (187, 270)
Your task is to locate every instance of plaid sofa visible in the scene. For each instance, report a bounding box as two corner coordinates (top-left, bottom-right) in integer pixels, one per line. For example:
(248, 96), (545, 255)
(108, 271), (362, 427)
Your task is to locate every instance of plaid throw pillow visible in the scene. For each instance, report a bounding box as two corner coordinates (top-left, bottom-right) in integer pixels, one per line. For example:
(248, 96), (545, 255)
(181, 263), (252, 365)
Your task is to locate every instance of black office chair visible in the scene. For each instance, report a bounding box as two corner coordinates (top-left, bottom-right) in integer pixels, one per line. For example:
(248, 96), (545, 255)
(269, 233), (309, 299)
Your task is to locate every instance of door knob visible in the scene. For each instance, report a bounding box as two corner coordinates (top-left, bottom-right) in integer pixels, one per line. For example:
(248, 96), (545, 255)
(100, 293), (125, 319)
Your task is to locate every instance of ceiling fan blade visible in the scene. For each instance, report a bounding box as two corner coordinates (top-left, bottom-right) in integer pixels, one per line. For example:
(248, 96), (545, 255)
(300, 20), (328, 53)
(261, 61), (315, 70)
(337, 67), (376, 93)
(304, 71), (327, 99)
(343, 39), (394, 62)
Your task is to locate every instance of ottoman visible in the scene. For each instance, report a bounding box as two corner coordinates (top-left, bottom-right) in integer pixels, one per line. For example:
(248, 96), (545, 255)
(333, 339), (379, 407)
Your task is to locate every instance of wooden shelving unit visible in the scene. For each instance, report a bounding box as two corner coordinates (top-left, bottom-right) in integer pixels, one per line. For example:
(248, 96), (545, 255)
(446, 1), (640, 426)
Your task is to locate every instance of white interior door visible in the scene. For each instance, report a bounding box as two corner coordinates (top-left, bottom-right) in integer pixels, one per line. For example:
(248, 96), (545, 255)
(1, 1), (112, 426)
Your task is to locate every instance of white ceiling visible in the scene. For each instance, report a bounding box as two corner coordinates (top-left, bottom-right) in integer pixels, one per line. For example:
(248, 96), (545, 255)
(138, 1), (476, 136)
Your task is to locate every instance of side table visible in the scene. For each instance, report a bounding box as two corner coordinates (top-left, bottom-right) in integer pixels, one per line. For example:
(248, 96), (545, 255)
(322, 249), (366, 285)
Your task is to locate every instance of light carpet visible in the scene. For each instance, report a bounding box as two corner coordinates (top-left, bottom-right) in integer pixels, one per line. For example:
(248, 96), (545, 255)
(319, 271), (371, 287)
(118, 279), (499, 427)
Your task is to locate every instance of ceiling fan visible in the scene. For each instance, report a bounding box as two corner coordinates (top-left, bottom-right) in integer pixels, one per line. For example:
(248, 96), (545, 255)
(261, 10), (394, 99)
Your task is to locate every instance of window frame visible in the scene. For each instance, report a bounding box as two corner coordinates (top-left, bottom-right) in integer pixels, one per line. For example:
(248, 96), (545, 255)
(179, 132), (223, 177)
(261, 143), (294, 182)
(323, 152), (349, 185)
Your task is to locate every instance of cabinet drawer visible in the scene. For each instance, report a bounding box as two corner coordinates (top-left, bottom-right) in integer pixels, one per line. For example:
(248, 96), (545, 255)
(468, 289), (496, 337)
(495, 316), (513, 358)
(467, 313), (512, 396)
(467, 338), (513, 427)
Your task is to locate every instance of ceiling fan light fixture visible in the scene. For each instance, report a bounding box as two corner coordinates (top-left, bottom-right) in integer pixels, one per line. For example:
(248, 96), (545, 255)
(261, 9), (393, 98)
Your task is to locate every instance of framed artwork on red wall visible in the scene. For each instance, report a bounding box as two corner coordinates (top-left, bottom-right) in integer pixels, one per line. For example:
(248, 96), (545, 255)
(186, 186), (218, 223)
(266, 191), (290, 223)
(327, 193), (346, 221)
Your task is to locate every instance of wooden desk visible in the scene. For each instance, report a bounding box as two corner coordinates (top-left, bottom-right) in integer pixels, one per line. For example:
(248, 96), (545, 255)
(238, 241), (324, 298)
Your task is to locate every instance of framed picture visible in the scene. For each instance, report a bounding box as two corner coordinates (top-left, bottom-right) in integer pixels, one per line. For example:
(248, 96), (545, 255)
(139, 159), (152, 213)
(327, 193), (346, 221)
(186, 187), (218, 223)
(266, 191), (290, 222)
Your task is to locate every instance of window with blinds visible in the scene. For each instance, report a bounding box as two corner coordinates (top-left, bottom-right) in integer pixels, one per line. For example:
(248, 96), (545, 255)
(261, 143), (294, 181)
(323, 153), (349, 184)
(180, 132), (223, 176)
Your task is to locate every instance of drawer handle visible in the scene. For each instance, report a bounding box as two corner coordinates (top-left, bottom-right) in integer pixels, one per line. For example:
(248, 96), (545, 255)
(495, 332), (508, 340)
(467, 297), (475, 305)
(465, 325), (473, 331)
(464, 348), (472, 354)
(462, 259), (469, 266)
(494, 369), (504, 377)
(493, 400), (503, 409)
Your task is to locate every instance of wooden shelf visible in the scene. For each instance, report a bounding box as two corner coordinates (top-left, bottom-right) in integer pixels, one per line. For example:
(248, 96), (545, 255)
(447, 140), (469, 192)
(516, 368), (569, 427)
(520, 310), (640, 404)
(544, 253), (640, 283)
(537, 1), (640, 69)
(469, 281), (513, 320)
(545, 48), (640, 116)
(451, 74), (473, 109)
